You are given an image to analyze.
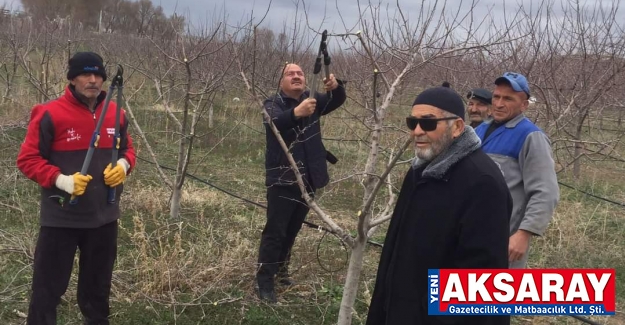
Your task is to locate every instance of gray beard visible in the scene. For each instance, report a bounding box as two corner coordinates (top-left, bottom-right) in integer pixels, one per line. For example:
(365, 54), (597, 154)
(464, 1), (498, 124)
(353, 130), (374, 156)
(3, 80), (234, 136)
(414, 127), (454, 162)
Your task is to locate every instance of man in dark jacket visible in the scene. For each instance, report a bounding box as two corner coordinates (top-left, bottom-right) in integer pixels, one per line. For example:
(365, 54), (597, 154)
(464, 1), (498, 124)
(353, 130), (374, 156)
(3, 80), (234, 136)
(256, 63), (346, 302)
(366, 83), (511, 325)
(17, 52), (136, 325)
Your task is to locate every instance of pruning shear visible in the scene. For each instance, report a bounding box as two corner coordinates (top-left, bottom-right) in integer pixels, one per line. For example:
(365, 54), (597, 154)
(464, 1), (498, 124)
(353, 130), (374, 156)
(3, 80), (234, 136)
(69, 65), (124, 205)
(309, 30), (331, 99)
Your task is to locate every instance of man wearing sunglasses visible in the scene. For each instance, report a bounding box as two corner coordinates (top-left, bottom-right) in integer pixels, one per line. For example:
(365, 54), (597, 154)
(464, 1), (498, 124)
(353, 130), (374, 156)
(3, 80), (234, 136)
(367, 83), (512, 325)
(475, 72), (559, 269)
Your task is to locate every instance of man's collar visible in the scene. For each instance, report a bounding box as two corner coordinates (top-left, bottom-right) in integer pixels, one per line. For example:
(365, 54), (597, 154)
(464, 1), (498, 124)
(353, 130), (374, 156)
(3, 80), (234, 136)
(68, 84), (90, 108)
(484, 114), (525, 128)
(411, 126), (482, 180)
(68, 84), (106, 110)
(278, 89), (308, 102)
(504, 113), (525, 128)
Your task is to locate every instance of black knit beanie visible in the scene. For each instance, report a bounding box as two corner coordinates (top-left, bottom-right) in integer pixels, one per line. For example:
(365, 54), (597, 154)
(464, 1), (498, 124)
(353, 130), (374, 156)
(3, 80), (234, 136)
(412, 82), (464, 117)
(67, 52), (107, 81)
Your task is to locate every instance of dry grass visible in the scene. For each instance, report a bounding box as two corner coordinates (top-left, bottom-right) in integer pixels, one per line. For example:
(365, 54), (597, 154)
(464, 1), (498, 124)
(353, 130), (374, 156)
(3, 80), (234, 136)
(112, 178), (365, 301)
(1, 95), (623, 324)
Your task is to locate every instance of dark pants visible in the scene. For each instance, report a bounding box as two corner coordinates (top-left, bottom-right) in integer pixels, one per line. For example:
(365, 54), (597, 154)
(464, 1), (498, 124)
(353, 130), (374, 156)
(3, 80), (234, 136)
(27, 220), (118, 325)
(257, 184), (312, 288)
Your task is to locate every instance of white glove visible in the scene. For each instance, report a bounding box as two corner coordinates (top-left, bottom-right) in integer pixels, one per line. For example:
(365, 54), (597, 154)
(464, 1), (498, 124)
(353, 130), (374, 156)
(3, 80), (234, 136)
(55, 174), (74, 194)
(117, 158), (130, 174)
(55, 172), (93, 196)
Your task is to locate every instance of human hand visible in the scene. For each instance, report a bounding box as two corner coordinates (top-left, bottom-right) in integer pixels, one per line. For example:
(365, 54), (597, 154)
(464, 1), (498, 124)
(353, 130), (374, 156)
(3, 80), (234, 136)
(103, 160), (128, 187)
(323, 74), (339, 92)
(508, 229), (532, 262)
(294, 98), (317, 118)
(56, 172), (93, 196)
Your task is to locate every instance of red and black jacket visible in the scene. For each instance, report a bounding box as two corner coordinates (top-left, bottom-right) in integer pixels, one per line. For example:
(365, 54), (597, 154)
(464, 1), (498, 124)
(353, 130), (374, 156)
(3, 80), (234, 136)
(17, 85), (136, 228)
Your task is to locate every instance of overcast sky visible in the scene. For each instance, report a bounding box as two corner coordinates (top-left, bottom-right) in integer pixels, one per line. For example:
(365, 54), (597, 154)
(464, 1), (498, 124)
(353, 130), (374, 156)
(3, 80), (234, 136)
(1, 0), (622, 35)
(0, 0), (562, 28)
(153, 0), (507, 32)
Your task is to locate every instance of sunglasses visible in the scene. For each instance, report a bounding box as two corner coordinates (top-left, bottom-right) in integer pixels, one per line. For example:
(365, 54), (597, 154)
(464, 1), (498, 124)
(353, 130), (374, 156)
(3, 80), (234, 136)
(406, 116), (458, 131)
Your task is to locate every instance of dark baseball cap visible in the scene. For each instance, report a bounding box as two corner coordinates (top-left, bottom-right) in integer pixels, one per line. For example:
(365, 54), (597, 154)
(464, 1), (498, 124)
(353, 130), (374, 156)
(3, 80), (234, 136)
(495, 72), (530, 97)
(467, 88), (492, 105)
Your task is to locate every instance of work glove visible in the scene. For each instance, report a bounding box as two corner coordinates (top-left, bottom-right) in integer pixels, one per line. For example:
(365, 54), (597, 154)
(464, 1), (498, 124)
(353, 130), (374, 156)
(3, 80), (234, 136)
(55, 172), (93, 196)
(103, 158), (130, 187)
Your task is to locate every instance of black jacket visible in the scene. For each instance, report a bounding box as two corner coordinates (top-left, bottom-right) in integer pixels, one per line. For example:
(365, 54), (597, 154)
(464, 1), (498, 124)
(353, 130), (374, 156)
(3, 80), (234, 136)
(263, 84), (346, 189)
(366, 127), (512, 325)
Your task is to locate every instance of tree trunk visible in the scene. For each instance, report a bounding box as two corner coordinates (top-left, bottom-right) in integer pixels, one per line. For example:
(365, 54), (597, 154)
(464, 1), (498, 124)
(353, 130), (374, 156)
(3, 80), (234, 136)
(573, 123), (583, 179)
(2, 52), (17, 105)
(2, 79), (10, 105)
(170, 126), (186, 219)
(252, 26), (257, 97)
(337, 238), (367, 325)
(168, 60), (193, 219)
(208, 103), (214, 128)
(599, 111), (603, 130)
(169, 184), (182, 219)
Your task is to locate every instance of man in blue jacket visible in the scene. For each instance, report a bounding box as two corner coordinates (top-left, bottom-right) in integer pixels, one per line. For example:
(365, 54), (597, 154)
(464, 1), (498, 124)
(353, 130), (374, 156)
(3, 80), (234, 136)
(256, 63), (346, 302)
(475, 72), (559, 268)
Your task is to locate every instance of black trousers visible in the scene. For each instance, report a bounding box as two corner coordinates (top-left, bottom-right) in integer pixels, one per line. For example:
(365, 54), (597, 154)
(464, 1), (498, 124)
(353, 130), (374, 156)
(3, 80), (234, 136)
(257, 184), (312, 287)
(27, 220), (118, 325)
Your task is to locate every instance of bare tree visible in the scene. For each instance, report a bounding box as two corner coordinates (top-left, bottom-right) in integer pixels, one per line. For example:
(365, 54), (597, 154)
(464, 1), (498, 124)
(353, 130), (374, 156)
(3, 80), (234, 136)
(0, 17), (21, 105)
(236, 0), (524, 323)
(531, 0), (625, 178)
(123, 20), (237, 219)
(13, 18), (75, 103)
(0, 0), (623, 322)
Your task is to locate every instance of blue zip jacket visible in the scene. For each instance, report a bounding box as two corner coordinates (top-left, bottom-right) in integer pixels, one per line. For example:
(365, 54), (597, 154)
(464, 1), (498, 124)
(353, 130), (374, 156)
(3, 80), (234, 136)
(475, 114), (559, 242)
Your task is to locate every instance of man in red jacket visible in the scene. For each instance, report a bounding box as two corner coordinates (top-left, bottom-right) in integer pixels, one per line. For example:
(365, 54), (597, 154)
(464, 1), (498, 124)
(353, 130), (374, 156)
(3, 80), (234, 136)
(16, 52), (136, 325)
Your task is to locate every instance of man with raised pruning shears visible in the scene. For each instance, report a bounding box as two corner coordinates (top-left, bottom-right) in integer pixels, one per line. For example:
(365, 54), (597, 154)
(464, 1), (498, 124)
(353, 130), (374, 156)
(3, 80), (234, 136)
(256, 30), (346, 303)
(17, 51), (135, 325)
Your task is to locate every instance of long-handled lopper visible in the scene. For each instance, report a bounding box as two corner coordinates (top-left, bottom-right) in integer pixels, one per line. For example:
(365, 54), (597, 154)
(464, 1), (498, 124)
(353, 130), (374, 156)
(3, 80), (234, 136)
(70, 65), (124, 205)
(308, 30), (331, 99)
(306, 30), (339, 165)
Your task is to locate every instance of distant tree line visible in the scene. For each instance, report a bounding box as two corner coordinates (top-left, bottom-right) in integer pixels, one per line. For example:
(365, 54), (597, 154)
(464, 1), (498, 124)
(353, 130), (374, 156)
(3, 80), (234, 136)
(19, 0), (184, 37)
